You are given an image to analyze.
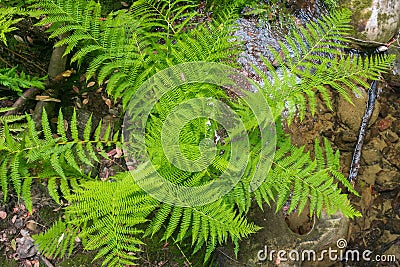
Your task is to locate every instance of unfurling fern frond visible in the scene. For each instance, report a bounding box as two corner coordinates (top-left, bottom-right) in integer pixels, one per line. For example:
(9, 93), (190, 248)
(252, 9), (394, 122)
(0, 108), (119, 210)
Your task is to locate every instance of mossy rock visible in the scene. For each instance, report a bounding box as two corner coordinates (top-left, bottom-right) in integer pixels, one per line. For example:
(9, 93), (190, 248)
(340, 0), (400, 46)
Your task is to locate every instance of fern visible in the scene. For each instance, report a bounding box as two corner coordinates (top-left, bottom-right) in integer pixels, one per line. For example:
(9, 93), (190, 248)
(0, 108), (119, 209)
(0, 67), (45, 94)
(257, 134), (360, 218)
(33, 218), (80, 259)
(22, 2), (381, 266)
(0, 5), (27, 45)
(30, 0), (241, 106)
(34, 172), (159, 266)
(251, 9), (395, 122)
(145, 200), (260, 263)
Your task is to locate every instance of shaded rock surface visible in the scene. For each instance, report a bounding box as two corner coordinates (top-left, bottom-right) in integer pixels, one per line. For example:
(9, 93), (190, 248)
(340, 0), (400, 46)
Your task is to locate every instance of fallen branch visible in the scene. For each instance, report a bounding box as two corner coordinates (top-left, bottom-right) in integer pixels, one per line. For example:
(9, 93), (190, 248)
(348, 80), (378, 183)
(39, 255), (55, 267)
(4, 87), (41, 116)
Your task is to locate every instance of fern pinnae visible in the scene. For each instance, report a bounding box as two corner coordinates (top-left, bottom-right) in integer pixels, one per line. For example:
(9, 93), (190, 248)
(1, 160), (9, 202)
(11, 153), (22, 198)
(22, 177), (33, 212)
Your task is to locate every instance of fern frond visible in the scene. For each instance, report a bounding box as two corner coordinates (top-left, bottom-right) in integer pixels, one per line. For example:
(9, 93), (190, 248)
(0, 6), (28, 45)
(33, 218), (79, 259)
(0, 67), (45, 94)
(253, 9), (394, 122)
(253, 136), (361, 218)
(64, 173), (159, 267)
(145, 200), (260, 263)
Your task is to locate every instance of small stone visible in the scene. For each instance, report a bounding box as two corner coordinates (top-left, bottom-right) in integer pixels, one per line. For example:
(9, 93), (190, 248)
(360, 164), (382, 184)
(25, 220), (38, 233)
(0, 211), (7, 219)
(384, 130), (399, 143)
(20, 229), (29, 237)
(15, 218), (24, 228)
(362, 148), (381, 165)
(377, 117), (392, 131)
(16, 236), (37, 259)
(337, 87), (379, 133)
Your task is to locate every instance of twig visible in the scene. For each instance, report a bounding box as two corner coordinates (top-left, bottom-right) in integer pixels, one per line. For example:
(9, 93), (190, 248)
(4, 87), (41, 116)
(346, 35), (400, 49)
(348, 80), (378, 183)
(39, 255), (55, 267)
(2, 45), (47, 74)
(215, 247), (240, 263)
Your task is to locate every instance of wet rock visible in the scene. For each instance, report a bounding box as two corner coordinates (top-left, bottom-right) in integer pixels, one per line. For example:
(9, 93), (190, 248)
(335, 129), (357, 150)
(337, 87), (379, 133)
(340, 0), (400, 46)
(391, 120), (400, 135)
(367, 137), (388, 152)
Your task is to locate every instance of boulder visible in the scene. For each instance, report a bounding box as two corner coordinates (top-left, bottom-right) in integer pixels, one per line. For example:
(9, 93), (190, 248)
(337, 87), (379, 133)
(340, 0), (400, 46)
(383, 46), (400, 90)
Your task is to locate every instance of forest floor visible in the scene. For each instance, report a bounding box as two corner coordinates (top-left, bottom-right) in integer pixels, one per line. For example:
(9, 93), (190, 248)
(0, 1), (399, 266)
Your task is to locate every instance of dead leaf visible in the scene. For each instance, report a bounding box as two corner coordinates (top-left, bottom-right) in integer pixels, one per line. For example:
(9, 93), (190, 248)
(61, 70), (72, 77)
(115, 147), (123, 158)
(96, 87), (103, 93)
(26, 220), (38, 232)
(58, 233), (65, 246)
(105, 98), (112, 109)
(87, 81), (96, 87)
(72, 85), (79, 93)
(63, 119), (69, 132)
(82, 98), (89, 105)
(377, 118), (392, 131)
(0, 211), (6, 219)
(80, 73), (86, 83)
(121, 1), (129, 7)
(26, 36), (33, 44)
(360, 186), (373, 211)
(13, 35), (24, 43)
(35, 95), (61, 102)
